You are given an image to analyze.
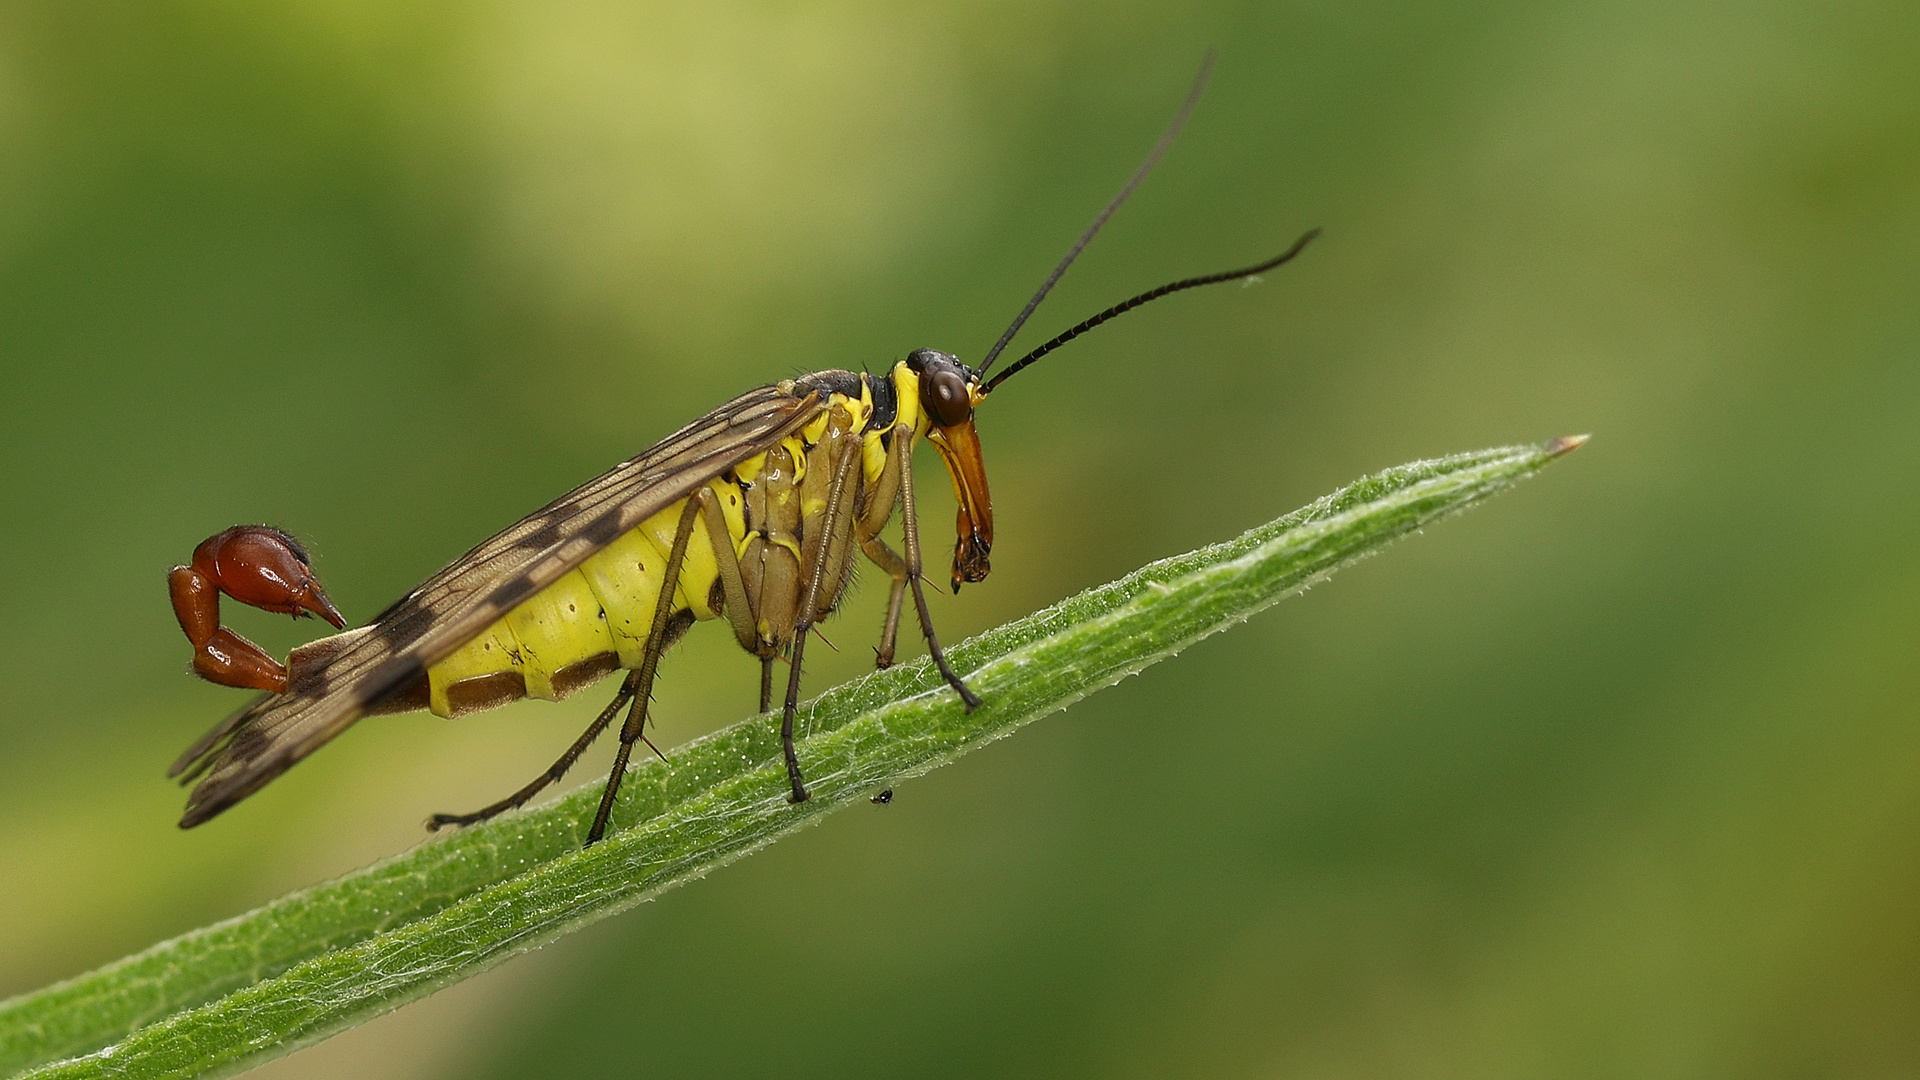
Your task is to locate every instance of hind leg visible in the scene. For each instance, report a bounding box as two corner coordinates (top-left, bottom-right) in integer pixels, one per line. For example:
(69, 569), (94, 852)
(426, 669), (645, 831)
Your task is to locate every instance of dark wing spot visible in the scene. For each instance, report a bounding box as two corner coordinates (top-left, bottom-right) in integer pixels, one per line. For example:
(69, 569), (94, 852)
(361, 657), (427, 709)
(581, 512), (627, 545)
(491, 575), (541, 609)
(513, 514), (569, 551)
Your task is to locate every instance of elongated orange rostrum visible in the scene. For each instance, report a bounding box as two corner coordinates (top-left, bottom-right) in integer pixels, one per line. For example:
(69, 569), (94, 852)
(167, 59), (1318, 843)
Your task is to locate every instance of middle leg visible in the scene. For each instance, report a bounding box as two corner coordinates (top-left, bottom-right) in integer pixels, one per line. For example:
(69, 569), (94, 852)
(688, 484), (777, 716)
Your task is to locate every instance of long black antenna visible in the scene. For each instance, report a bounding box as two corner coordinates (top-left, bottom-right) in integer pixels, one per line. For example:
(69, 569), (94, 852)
(972, 51), (1215, 383)
(980, 229), (1320, 395)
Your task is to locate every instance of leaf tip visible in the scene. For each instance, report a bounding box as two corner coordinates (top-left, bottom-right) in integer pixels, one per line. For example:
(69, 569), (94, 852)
(1545, 433), (1591, 457)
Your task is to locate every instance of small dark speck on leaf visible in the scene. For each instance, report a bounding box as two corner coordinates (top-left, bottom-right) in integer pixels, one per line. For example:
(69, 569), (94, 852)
(871, 788), (893, 805)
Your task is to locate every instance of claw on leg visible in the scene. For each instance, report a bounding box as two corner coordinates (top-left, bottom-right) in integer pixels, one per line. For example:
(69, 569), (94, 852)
(169, 525), (348, 693)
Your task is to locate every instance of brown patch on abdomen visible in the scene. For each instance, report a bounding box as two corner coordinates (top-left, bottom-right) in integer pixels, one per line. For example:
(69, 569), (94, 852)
(442, 671), (527, 718)
(551, 651), (622, 700)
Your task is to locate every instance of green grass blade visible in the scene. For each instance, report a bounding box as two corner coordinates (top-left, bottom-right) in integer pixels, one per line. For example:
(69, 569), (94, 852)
(0, 438), (1583, 1080)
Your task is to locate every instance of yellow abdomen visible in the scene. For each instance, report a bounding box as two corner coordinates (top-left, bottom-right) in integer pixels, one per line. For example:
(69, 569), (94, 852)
(424, 476), (750, 717)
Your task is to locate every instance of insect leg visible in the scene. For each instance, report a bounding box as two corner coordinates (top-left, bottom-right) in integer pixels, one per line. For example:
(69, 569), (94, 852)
(694, 484), (779, 714)
(859, 535), (909, 668)
(425, 670), (639, 831)
(899, 436), (983, 711)
(855, 427), (905, 534)
(587, 496), (702, 845)
(698, 486), (762, 656)
(855, 424), (913, 668)
(780, 438), (863, 803)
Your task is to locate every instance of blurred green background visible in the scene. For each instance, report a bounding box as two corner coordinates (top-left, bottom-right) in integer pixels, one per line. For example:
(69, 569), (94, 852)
(3, 1), (1918, 1076)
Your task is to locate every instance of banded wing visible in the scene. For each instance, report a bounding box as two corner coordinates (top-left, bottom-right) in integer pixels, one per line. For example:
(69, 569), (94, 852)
(172, 384), (824, 827)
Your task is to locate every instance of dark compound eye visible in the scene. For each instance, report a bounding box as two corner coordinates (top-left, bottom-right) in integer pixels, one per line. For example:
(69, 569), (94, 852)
(922, 367), (972, 427)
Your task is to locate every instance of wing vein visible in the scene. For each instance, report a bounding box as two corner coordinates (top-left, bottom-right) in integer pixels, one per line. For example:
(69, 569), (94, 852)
(174, 386), (823, 826)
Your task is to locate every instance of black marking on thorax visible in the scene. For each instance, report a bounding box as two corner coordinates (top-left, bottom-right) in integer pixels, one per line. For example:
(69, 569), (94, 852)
(866, 368), (899, 435)
(794, 369), (863, 402)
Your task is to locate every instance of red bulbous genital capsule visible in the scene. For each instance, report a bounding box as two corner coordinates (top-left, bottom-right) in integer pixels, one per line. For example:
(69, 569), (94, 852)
(169, 526), (347, 694)
(191, 526), (347, 628)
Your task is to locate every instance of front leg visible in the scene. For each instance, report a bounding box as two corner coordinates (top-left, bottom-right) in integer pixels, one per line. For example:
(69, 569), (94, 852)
(781, 436), (864, 803)
(855, 425), (913, 668)
(858, 533), (910, 669)
(896, 438), (982, 711)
